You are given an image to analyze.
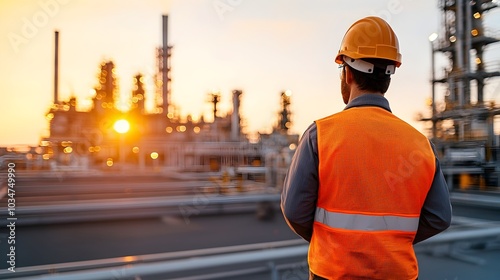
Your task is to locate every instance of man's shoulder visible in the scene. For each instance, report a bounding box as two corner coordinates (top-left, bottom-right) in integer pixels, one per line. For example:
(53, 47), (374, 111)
(315, 111), (344, 123)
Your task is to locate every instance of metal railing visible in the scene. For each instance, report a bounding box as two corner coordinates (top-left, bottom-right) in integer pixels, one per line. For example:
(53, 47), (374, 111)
(450, 192), (500, 208)
(415, 217), (500, 265)
(3, 218), (500, 280)
(0, 193), (281, 226)
(6, 190), (494, 226)
(1, 239), (308, 280)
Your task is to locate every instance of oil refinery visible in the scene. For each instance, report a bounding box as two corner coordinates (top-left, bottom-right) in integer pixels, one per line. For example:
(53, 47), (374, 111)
(1, 1), (500, 193)
(1, 1), (500, 279)
(0, 1), (499, 192)
(0, 15), (299, 189)
(419, 0), (500, 190)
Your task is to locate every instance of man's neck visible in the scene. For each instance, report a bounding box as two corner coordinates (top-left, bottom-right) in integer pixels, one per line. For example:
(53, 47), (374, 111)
(348, 86), (384, 103)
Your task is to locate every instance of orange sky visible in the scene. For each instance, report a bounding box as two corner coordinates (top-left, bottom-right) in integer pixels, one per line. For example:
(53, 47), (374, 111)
(1, 0), (499, 147)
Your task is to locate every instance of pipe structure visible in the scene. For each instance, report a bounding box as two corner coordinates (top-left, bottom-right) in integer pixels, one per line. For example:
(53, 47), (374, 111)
(54, 30), (59, 105)
(162, 15), (169, 116)
(456, 0), (465, 108)
(231, 90), (242, 141)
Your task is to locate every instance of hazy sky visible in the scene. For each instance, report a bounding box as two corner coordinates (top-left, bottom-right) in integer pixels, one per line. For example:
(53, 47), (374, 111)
(1, 0), (499, 147)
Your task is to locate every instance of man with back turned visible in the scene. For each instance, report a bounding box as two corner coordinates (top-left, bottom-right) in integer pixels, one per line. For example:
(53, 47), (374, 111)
(281, 16), (452, 280)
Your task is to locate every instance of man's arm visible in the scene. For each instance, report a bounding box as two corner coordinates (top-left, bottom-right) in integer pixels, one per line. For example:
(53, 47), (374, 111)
(281, 123), (320, 242)
(413, 142), (452, 244)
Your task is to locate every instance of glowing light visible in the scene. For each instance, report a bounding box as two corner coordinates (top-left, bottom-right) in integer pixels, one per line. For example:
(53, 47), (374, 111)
(150, 152), (159, 159)
(166, 127), (173, 133)
(167, 112), (174, 119)
(61, 141), (72, 147)
(449, 35), (457, 43)
(89, 146), (95, 152)
(132, 146), (140, 153)
(471, 29), (479, 36)
(94, 146), (101, 152)
(106, 158), (114, 167)
(46, 113), (54, 121)
(289, 143), (297, 150)
(63, 147), (73, 154)
(428, 33), (438, 42)
(122, 256), (137, 262)
(176, 125), (186, 132)
(473, 12), (481, 19)
(43, 154), (50, 160)
(114, 119), (130, 134)
(284, 89), (292, 96)
(475, 57), (482, 64)
(193, 126), (201, 133)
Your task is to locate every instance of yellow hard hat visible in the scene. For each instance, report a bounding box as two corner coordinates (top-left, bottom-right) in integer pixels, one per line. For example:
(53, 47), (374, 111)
(335, 16), (402, 67)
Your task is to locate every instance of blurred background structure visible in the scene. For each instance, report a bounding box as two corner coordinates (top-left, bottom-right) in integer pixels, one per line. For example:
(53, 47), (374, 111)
(419, 0), (500, 191)
(1, 1), (500, 279)
(0, 15), (298, 183)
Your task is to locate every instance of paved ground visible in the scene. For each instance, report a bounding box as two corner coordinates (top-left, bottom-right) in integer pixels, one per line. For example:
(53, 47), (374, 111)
(0, 212), (499, 279)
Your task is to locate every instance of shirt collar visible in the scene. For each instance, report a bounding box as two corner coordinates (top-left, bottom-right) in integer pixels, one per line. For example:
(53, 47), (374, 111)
(344, 94), (392, 113)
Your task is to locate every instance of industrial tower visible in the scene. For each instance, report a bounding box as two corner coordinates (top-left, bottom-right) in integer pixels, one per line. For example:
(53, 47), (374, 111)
(421, 0), (500, 188)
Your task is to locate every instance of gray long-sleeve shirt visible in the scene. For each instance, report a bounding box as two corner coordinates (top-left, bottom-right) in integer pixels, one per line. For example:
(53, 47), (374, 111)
(281, 94), (452, 243)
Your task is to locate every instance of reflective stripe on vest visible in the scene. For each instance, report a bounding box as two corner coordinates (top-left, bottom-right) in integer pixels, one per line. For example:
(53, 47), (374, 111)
(315, 207), (419, 232)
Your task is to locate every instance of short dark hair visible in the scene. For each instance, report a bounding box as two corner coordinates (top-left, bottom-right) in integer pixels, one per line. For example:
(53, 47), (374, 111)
(346, 58), (393, 94)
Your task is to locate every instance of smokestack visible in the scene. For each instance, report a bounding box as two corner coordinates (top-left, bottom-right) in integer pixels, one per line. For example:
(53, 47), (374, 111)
(162, 15), (169, 115)
(231, 90), (242, 141)
(54, 30), (59, 105)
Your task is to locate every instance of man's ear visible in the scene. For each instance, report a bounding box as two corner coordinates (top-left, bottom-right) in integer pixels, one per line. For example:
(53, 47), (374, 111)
(345, 66), (353, 85)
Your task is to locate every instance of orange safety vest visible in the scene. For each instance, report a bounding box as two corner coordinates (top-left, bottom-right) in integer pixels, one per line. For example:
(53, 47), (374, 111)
(310, 106), (436, 279)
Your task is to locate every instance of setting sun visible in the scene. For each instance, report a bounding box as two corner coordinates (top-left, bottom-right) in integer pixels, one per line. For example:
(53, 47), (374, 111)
(113, 119), (130, 134)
